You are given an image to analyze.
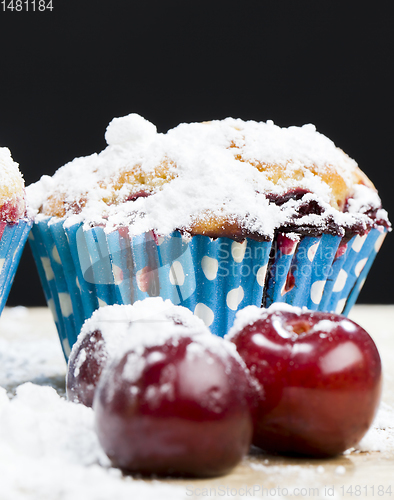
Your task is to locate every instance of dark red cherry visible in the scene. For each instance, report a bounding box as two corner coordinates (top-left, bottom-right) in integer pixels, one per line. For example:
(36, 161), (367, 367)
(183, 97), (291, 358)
(94, 334), (253, 477)
(229, 306), (382, 457)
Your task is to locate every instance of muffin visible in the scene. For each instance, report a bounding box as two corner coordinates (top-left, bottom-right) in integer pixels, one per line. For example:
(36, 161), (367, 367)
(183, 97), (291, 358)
(26, 114), (390, 359)
(0, 147), (32, 314)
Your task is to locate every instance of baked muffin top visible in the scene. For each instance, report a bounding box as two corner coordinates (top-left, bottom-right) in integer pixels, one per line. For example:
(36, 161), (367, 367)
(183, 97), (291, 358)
(0, 147), (26, 223)
(27, 114), (389, 239)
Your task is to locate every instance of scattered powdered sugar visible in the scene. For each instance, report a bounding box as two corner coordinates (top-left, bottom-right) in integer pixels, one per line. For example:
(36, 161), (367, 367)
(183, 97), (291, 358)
(310, 319), (338, 334)
(0, 306), (196, 499)
(69, 298), (252, 403)
(227, 303), (307, 339)
(1, 305), (393, 499)
(120, 350), (147, 384)
(26, 115), (387, 238)
(0, 307), (66, 395)
(227, 303), (362, 340)
(78, 298), (207, 346)
(0, 385), (186, 500)
(73, 347), (87, 378)
(0, 383), (107, 466)
(117, 317), (245, 386)
(70, 298), (208, 365)
(226, 305), (268, 339)
(120, 316), (240, 364)
(357, 401), (394, 452)
(249, 462), (321, 478)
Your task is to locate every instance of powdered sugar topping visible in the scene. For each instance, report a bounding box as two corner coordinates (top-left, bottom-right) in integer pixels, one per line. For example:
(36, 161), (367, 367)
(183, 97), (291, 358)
(105, 113), (157, 147)
(26, 115), (387, 238)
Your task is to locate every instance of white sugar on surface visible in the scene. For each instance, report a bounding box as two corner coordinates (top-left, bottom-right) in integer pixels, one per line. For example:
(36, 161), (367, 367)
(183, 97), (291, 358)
(357, 402), (394, 452)
(0, 384), (185, 500)
(1, 305), (394, 499)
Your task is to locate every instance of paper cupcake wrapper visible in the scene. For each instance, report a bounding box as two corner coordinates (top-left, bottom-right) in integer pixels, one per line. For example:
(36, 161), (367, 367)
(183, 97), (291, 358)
(0, 219), (33, 315)
(264, 227), (387, 316)
(29, 218), (387, 359)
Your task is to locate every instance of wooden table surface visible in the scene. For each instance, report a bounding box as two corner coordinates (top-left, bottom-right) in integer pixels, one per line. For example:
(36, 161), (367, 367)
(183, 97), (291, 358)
(1, 305), (393, 499)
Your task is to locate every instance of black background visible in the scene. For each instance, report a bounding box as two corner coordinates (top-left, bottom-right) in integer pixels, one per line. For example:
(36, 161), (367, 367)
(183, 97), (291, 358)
(0, 1), (393, 306)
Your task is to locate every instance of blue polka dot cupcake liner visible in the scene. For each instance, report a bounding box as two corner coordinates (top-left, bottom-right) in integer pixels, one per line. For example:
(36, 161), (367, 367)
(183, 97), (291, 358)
(28, 218), (387, 360)
(264, 227), (387, 316)
(0, 218), (33, 315)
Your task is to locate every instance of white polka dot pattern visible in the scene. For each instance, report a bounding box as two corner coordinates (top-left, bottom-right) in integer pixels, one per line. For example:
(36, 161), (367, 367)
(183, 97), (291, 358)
(335, 297), (347, 314)
(58, 293), (73, 318)
(256, 264), (267, 286)
(29, 218), (387, 360)
(374, 232), (386, 252)
(355, 258), (367, 277)
(201, 255), (218, 280)
(62, 337), (71, 358)
(358, 278), (366, 291)
(352, 234), (367, 252)
(52, 245), (62, 264)
(310, 280), (326, 304)
(307, 242), (319, 262)
(231, 240), (247, 263)
(47, 298), (58, 323)
(194, 303), (214, 326)
(226, 286), (244, 310)
(41, 257), (54, 281)
(333, 269), (348, 292)
(112, 264), (123, 285)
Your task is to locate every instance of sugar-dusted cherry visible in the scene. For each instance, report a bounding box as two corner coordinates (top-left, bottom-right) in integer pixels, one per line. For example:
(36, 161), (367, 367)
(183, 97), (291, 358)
(66, 298), (207, 407)
(228, 304), (382, 457)
(94, 332), (253, 477)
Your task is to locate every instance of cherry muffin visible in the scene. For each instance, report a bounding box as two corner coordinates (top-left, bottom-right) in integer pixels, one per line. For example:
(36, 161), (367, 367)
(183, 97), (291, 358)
(26, 114), (389, 358)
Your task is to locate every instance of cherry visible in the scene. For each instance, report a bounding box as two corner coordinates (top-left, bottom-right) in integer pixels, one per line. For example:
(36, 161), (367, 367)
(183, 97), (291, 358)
(228, 304), (382, 457)
(66, 298), (207, 407)
(94, 331), (253, 477)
